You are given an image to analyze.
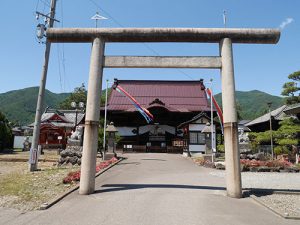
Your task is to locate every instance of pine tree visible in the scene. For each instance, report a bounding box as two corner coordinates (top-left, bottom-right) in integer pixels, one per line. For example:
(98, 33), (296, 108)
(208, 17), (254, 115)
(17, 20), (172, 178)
(282, 70), (300, 105)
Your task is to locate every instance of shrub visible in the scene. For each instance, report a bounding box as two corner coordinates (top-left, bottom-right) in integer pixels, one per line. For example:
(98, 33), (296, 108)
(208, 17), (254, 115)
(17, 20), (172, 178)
(274, 146), (289, 155)
(217, 144), (225, 153)
(193, 157), (205, 166)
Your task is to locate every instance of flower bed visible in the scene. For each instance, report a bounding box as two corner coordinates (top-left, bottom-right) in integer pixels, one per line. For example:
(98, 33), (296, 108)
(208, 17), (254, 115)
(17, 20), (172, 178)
(240, 159), (292, 168)
(240, 159), (297, 172)
(63, 157), (118, 184)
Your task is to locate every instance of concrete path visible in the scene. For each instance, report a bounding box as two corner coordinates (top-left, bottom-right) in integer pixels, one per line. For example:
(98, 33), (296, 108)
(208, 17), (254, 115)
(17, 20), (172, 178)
(1, 153), (299, 225)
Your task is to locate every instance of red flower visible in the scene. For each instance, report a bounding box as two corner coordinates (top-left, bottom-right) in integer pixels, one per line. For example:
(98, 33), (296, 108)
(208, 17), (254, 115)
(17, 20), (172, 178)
(62, 157), (119, 184)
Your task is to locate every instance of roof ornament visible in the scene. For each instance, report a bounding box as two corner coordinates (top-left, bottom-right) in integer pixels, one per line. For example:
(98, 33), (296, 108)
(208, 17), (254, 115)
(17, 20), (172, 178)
(149, 98), (165, 106)
(91, 12), (107, 28)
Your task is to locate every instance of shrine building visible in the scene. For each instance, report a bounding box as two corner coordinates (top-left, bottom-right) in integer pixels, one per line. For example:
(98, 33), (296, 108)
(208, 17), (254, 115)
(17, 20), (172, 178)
(105, 79), (217, 154)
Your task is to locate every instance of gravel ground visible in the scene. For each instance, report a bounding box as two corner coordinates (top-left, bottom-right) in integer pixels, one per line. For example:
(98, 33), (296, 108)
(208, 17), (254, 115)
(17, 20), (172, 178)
(210, 171), (300, 217)
(210, 171), (300, 190)
(253, 194), (300, 217)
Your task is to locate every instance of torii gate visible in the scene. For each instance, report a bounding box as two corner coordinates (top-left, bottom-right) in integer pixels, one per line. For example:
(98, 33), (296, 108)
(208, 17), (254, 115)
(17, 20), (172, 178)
(47, 28), (280, 198)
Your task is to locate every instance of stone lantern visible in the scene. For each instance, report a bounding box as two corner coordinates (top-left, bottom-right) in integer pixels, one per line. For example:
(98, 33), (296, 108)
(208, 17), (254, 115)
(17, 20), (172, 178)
(106, 122), (118, 157)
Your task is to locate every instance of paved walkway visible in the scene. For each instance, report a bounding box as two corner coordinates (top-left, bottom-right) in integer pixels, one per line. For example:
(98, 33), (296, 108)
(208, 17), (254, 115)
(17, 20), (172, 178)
(1, 153), (299, 225)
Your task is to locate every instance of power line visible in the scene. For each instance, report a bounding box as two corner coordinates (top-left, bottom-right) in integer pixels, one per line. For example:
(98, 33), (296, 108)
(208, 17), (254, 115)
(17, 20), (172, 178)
(56, 44), (63, 92)
(40, 0), (50, 8)
(87, 0), (195, 81)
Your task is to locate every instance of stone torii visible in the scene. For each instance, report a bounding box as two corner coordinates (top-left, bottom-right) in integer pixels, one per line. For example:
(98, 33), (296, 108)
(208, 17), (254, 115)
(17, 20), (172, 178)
(46, 27), (280, 198)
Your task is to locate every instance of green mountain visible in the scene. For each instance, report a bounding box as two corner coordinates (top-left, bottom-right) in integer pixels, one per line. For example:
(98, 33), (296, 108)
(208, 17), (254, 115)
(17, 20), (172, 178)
(0, 87), (70, 125)
(0, 87), (284, 125)
(214, 90), (285, 120)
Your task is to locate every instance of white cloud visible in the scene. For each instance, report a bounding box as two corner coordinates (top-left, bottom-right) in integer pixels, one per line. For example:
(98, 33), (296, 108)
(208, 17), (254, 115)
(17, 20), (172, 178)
(279, 18), (294, 30)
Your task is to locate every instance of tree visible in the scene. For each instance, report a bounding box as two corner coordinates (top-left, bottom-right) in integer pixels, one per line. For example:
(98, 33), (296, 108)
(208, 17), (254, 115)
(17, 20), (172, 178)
(59, 83), (87, 109)
(282, 70), (300, 105)
(273, 118), (300, 155)
(59, 84), (110, 109)
(249, 117), (300, 156)
(0, 111), (13, 151)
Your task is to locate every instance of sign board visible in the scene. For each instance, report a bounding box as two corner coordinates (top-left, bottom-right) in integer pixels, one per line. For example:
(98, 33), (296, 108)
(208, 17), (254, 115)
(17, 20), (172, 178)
(29, 148), (37, 164)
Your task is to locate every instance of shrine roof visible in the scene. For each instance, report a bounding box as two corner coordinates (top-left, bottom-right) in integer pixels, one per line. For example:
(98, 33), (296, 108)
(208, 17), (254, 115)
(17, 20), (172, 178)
(107, 80), (211, 113)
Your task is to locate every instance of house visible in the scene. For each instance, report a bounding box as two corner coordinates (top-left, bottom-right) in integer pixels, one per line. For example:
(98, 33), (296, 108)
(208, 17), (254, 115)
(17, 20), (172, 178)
(284, 103), (300, 120)
(245, 105), (288, 132)
(29, 108), (85, 149)
(177, 112), (216, 156)
(12, 126), (33, 149)
(105, 79), (216, 154)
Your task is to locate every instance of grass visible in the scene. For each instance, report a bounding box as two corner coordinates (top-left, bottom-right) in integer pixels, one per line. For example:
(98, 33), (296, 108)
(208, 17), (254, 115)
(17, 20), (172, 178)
(0, 150), (60, 162)
(0, 150), (105, 211)
(0, 165), (79, 211)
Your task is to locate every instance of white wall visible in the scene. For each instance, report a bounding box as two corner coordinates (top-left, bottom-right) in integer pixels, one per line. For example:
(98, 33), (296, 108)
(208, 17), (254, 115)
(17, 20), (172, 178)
(189, 144), (206, 153)
(14, 136), (33, 149)
(188, 123), (216, 153)
(189, 124), (206, 131)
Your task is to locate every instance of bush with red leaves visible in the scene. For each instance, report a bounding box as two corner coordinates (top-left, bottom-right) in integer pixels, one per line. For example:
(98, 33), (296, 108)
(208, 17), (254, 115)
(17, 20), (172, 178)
(240, 159), (293, 170)
(63, 157), (119, 184)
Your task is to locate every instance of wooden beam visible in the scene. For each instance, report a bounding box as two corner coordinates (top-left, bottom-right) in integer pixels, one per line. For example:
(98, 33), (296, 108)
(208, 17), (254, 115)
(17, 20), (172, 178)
(104, 56), (221, 69)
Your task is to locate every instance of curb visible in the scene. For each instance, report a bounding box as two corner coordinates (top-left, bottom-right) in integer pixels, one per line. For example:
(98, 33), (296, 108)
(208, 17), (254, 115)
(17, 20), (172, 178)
(39, 157), (124, 210)
(250, 193), (300, 220)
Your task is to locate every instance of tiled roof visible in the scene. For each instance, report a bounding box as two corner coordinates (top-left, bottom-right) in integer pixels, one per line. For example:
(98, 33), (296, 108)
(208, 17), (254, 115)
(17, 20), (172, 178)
(284, 103), (300, 115)
(29, 110), (85, 127)
(177, 112), (211, 128)
(107, 80), (210, 113)
(245, 105), (288, 127)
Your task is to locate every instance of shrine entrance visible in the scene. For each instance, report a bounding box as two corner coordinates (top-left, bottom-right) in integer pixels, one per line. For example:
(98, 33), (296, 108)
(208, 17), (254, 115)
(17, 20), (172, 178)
(46, 27), (280, 198)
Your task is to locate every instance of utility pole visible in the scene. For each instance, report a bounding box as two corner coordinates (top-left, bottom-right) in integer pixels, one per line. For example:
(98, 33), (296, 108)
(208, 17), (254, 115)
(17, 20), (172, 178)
(29, 0), (57, 172)
(267, 102), (274, 159)
(103, 79), (109, 160)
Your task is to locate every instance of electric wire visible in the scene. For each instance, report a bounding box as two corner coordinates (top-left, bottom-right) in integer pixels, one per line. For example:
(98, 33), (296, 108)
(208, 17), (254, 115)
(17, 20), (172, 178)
(57, 44), (63, 92)
(59, 0), (71, 92)
(35, 0), (40, 11)
(87, 0), (195, 81)
(40, 0), (50, 8)
(60, 0), (68, 92)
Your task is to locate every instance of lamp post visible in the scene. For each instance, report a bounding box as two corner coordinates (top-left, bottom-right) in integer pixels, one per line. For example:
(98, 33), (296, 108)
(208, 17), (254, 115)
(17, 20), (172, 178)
(205, 79), (215, 162)
(210, 79), (214, 163)
(103, 79), (114, 160)
(71, 102), (85, 129)
(267, 102), (274, 159)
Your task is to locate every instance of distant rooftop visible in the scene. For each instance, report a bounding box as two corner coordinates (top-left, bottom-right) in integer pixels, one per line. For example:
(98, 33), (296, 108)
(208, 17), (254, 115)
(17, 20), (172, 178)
(245, 105), (288, 127)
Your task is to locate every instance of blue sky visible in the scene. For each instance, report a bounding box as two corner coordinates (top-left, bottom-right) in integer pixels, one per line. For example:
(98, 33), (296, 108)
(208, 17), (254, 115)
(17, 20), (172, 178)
(0, 0), (299, 96)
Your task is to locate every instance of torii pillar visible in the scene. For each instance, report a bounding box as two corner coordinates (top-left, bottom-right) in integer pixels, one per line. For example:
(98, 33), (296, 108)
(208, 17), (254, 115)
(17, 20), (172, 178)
(220, 38), (241, 197)
(79, 37), (105, 194)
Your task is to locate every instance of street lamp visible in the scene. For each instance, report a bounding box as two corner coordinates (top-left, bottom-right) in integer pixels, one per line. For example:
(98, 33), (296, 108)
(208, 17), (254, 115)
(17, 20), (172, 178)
(71, 101), (85, 128)
(209, 79), (214, 159)
(267, 102), (274, 159)
(103, 79), (114, 160)
(205, 79), (215, 162)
